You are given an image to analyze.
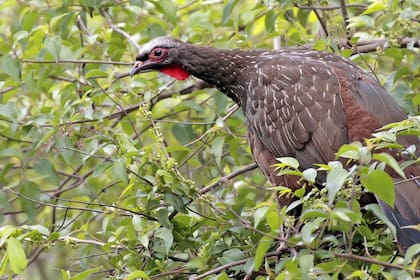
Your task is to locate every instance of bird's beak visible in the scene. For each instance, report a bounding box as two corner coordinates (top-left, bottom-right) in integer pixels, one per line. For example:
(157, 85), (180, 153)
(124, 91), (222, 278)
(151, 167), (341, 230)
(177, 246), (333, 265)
(130, 61), (143, 77)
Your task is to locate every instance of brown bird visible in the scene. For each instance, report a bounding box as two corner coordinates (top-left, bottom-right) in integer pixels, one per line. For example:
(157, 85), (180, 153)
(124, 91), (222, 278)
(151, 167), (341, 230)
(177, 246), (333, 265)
(130, 36), (420, 253)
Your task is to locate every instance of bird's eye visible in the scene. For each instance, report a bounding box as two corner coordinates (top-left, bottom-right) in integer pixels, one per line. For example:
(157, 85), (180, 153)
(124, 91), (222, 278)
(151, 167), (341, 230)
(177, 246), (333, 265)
(154, 49), (162, 56)
(149, 48), (167, 60)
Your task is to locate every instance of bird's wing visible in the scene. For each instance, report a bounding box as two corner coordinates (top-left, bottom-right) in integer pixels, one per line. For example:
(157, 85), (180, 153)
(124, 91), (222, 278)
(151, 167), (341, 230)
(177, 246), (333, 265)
(245, 56), (348, 171)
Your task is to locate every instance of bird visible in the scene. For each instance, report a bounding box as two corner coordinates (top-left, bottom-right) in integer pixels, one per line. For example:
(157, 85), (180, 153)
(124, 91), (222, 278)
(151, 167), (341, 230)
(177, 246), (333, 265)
(130, 36), (420, 253)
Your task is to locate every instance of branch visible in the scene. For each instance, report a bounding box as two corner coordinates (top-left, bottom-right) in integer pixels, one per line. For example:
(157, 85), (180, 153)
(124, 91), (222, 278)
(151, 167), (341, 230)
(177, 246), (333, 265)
(304, 37), (420, 54)
(296, 3), (367, 10)
(190, 259), (249, 280)
(151, 80), (211, 104)
(336, 253), (420, 275)
(0, 86), (14, 95)
(190, 251), (283, 280)
(100, 9), (140, 51)
(58, 236), (108, 247)
(339, 0), (351, 41)
(0, 131), (33, 143)
(395, 175), (420, 185)
(312, 8), (329, 38)
(3, 186), (156, 220)
(200, 162), (258, 194)
(351, 37), (420, 54)
(21, 59), (131, 65)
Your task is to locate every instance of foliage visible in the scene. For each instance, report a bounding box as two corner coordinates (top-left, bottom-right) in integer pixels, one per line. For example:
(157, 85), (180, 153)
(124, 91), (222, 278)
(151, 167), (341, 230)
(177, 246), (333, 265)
(0, 0), (419, 279)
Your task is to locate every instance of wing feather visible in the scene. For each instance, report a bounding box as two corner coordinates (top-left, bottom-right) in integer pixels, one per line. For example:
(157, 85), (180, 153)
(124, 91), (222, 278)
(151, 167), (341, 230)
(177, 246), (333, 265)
(246, 57), (348, 172)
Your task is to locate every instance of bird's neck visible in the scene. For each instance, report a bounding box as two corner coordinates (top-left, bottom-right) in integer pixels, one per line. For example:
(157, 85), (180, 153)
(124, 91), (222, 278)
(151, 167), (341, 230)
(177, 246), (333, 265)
(178, 44), (255, 107)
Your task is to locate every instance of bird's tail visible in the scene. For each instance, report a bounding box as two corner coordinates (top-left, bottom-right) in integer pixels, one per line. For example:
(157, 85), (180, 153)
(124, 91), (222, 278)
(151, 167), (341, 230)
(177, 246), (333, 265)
(378, 177), (420, 253)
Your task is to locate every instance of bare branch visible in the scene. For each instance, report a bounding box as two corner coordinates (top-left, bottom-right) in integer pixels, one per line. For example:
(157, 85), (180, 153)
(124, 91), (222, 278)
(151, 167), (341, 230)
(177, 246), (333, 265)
(200, 162), (258, 194)
(100, 9), (140, 51)
(296, 3), (367, 10)
(336, 253), (420, 275)
(310, 6), (329, 38)
(339, 0), (351, 41)
(21, 58), (131, 65)
(190, 259), (249, 280)
(3, 185), (157, 220)
(0, 86), (14, 95)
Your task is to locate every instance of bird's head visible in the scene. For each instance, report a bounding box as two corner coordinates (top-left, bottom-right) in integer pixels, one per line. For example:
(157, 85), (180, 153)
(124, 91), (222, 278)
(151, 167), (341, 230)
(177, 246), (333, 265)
(130, 36), (191, 80)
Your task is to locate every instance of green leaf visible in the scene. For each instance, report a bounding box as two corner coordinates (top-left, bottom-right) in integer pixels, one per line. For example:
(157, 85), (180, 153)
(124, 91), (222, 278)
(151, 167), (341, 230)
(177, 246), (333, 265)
(0, 54), (21, 81)
(222, 0), (238, 24)
(266, 209), (281, 232)
(326, 167), (349, 204)
(336, 143), (361, 160)
(44, 35), (62, 61)
(0, 147), (24, 159)
(155, 227), (173, 255)
(254, 235), (273, 270)
(172, 124), (194, 145)
(365, 204), (396, 238)
(61, 270), (71, 280)
(157, 208), (172, 229)
(220, 248), (244, 264)
(265, 10), (277, 33)
(276, 157), (299, 169)
(254, 206), (269, 228)
(0, 226), (15, 247)
(299, 254), (314, 277)
(404, 244), (420, 265)
(213, 91), (228, 114)
(85, 69), (108, 79)
(362, 2), (386, 15)
(93, 161), (113, 177)
(302, 168), (317, 183)
(13, 30), (29, 42)
(153, 0), (177, 24)
(0, 101), (26, 121)
(174, 100), (204, 113)
(361, 170), (395, 207)
(33, 158), (60, 185)
(212, 136), (225, 167)
(313, 39), (326, 51)
(126, 271), (151, 280)
(7, 237), (27, 274)
(373, 153), (405, 178)
(70, 267), (101, 280)
(112, 157), (128, 184)
(301, 218), (323, 243)
(56, 136), (74, 165)
(0, 254), (7, 276)
(20, 181), (42, 220)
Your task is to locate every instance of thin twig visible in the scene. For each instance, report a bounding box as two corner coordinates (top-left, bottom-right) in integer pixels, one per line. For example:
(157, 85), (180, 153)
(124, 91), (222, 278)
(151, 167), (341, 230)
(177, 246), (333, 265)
(312, 8), (329, 38)
(335, 253), (420, 275)
(191, 251), (282, 280)
(339, 0), (351, 41)
(21, 58), (131, 65)
(395, 175), (420, 185)
(100, 9), (140, 51)
(190, 259), (248, 280)
(0, 86), (14, 95)
(200, 162), (258, 194)
(296, 3), (367, 10)
(3, 186), (154, 219)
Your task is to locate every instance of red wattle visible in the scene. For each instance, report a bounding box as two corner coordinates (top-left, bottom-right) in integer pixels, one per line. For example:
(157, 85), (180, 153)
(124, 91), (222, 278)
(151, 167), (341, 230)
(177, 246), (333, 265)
(160, 65), (190, 80)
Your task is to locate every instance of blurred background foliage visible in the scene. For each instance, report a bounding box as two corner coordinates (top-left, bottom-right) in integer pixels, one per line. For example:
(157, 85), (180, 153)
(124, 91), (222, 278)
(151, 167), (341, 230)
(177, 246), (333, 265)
(0, 0), (419, 279)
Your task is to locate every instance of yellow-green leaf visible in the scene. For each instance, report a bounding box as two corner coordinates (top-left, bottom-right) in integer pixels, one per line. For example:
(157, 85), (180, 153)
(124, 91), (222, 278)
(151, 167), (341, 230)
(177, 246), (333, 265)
(7, 237), (27, 274)
(126, 271), (151, 280)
